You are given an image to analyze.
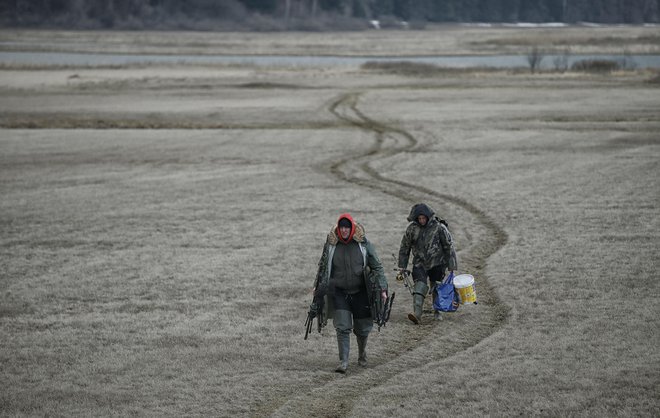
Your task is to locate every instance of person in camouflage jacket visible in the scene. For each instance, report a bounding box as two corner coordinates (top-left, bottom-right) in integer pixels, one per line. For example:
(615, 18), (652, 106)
(314, 213), (388, 373)
(397, 203), (457, 324)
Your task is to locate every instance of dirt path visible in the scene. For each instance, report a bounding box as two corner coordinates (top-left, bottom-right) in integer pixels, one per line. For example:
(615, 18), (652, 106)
(267, 92), (510, 417)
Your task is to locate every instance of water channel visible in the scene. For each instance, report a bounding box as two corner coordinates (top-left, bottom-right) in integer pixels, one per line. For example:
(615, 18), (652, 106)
(2, 51), (660, 69)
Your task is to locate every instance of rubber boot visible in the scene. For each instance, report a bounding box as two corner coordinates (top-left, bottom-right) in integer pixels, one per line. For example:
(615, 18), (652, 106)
(408, 282), (428, 325)
(356, 335), (368, 367)
(431, 283), (441, 320)
(335, 332), (350, 374)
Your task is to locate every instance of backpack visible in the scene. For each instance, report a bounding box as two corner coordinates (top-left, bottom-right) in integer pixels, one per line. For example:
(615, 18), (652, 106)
(433, 272), (459, 312)
(438, 220), (458, 271)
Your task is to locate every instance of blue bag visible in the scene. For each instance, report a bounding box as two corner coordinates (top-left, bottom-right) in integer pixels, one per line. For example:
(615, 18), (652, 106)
(433, 272), (459, 312)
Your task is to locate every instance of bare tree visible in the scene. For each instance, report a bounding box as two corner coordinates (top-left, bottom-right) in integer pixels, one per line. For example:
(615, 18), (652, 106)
(357, 0), (373, 20)
(284, 0), (291, 20)
(620, 49), (638, 70)
(553, 48), (570, 73)
(527, 47), (544, 74)
(5, 0), (660, 30)
(310, 0), (318, 18)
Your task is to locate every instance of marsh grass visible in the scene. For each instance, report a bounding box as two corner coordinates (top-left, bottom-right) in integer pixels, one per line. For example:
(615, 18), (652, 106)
(467, 27), (660, 54)
(1, 28), (659, 417)
(647, 71), (660, 84)
(4, 26), (659, 56)
(339, 77), (659, 415)
(361, 61), (500, 76)
(0, 115), (344, 130)
(0, 127), (365, 416)
(571, 59), (620, 72)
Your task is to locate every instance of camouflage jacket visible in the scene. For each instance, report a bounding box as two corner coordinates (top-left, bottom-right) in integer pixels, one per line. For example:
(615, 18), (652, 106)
(398, 204), (458, 271)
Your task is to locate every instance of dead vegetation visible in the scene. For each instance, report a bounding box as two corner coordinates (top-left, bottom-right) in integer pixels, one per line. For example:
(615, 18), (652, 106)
(571, 58), (621, 72)
(647, 71), (660, 84)
(361, 61), (501, 76)
(3, 26), (659, 57)
(1, 28), (659, 417)
(0, 114), (342, 130)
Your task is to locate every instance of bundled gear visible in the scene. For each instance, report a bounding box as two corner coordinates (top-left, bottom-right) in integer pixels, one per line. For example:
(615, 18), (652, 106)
(304, 297), (324, 340)
(372, 291), (395, 331)
(397, 203), (458, 324)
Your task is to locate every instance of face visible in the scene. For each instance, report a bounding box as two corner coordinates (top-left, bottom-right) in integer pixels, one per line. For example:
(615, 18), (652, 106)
(339, 226), (351, 240)
(417, 215), (428, 226)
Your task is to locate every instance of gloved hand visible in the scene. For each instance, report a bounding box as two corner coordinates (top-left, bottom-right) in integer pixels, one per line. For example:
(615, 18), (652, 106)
(313, 294), (324, 305)
(308, 302), (319, 319)
(313, 283), (327, 298)
(448, 256), (457, 272)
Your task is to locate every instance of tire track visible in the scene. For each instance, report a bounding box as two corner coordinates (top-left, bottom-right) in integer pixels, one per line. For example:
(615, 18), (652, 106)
(270, 91), (509, 417)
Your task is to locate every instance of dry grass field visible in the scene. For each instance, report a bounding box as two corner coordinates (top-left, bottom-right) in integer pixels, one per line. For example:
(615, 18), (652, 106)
(1, 27), (659, 416)
(2, 25), (660, 55)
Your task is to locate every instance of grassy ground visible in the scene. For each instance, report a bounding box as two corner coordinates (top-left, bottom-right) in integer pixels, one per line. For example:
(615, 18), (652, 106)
(1, 28), (659, 416)
(1, 25), (659, 56)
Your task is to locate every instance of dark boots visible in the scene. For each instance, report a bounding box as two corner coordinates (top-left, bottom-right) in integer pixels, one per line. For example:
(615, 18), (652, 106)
(408, 281), (429, 325)
(335, 332), (350, 374)
(334, 312), (373, 373)
(336, 334), (368, 372)
(356, 335), (368, 367)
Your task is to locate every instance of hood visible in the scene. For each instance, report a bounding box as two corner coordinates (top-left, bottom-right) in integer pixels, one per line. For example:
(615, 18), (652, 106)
(407, 203), (434, 223)
(327, 213), (365, 245)
(336, 213), (355, 244)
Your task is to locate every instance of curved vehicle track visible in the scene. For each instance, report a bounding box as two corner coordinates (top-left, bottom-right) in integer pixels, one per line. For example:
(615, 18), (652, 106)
(270, 92), (509, 417)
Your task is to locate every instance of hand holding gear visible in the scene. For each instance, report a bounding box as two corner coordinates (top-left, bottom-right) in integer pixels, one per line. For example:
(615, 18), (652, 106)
(308, 302), (319, 319)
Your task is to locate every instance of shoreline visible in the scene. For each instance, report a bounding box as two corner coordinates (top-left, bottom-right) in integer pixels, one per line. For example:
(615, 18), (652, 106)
(2, 51), (659, 68)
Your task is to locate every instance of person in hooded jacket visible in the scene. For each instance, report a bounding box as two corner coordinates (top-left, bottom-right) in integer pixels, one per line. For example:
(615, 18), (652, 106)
(397, 203), (457, 324)
(313, 213), (388, 374)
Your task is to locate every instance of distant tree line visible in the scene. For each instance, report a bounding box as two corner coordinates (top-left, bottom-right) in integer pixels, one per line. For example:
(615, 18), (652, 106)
(1, 0), (658, 30)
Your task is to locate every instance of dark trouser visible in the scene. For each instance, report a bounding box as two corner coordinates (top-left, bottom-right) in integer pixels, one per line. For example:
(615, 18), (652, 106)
(332, 288), (373, 337)
(412, 264), (446, 287)
(412, 264), (446, 313)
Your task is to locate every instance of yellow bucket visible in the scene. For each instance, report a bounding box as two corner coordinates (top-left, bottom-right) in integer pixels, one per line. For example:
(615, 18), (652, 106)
(453, 274), (477, 304)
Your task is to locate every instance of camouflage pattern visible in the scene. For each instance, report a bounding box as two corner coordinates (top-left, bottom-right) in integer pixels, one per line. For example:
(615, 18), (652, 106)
(398, 203), (457, 272)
